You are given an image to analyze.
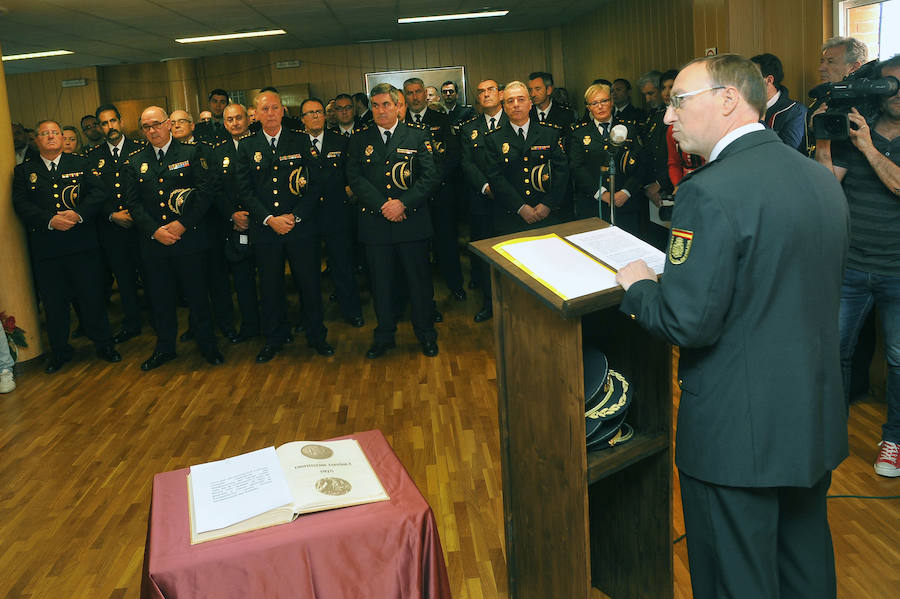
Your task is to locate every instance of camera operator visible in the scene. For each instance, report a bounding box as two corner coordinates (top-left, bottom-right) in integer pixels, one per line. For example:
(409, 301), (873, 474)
(808, 37), (868, 156)
(816, 54), (900, 479)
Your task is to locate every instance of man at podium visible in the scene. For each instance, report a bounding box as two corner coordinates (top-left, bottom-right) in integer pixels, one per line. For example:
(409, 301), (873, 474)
(616, 55), (849, 599)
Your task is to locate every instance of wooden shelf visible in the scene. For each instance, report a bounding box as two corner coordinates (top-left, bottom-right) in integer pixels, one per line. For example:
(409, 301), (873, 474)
(586, 431), (669, 484)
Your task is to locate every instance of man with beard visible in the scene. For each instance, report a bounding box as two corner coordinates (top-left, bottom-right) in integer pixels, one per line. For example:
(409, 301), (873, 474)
(122, 106), (224, 370)
(85, 103), (147, 344)
(80, 114), (105, 149)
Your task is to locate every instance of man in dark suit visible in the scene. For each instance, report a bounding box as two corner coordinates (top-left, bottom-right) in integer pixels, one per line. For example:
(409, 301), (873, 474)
(404, 77), (466, 302)
(86, 103), (146, 344)
(333, 93), (360, 137)
(459, 78), (507, 322)
(209, 102), (260, 343)
(441, 80), (474, 126)
(483, 80), (569, 235)
(236, 91), (333, 363)
(611, 78), (645, 124)
(751, 53), (808, 152)
(123, 106), (224, 371)
(528, 71), (575, 130)
(568, 83), (644, 233)
(193, 88), (230, 144)
(13, 120), (121, 374)
(346, 83), (440, 358)
(299, 97), (364, 328)
(353, 92), (373, 127)
(616, 55), (849, 599)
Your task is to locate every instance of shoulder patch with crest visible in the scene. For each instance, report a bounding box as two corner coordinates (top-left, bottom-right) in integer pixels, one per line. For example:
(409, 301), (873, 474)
(668, 228), (693, 265)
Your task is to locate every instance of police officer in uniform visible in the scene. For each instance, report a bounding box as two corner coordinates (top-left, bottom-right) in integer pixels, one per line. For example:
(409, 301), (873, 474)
(484, 80), (569, 235)
(299, 97), (364, 328)
(236, 91), (333, 363)
(86, 103), (147, 344)
(122, 106), (224, 370)
(568, 83), (644, 235)
(346, 83), (440, 358)
(404, 77), (466, 301)
(459, 78), (507, 322)
(209, 103), (260, 343)
(13, 119), (121, 373)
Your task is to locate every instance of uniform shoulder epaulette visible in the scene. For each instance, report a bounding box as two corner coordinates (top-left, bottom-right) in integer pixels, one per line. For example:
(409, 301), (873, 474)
(287, 126), (304, 135)
(543, 122), (562, 130)
(407, 120), (427, 130)
(182, 139), (197, 145)
(86, 144), (103, 154)
(128, 147), (143, 157)
(484, 126), (502, 135)
(357, 123), (371, 132)
(238, 130), (253, 140)
(571, 120), (589, 131)
(461, 114), (479, 125)
(212, 139), (228, 149)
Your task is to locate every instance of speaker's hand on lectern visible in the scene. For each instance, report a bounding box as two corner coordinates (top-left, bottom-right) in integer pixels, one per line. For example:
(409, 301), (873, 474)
(616, 259), (655, 291)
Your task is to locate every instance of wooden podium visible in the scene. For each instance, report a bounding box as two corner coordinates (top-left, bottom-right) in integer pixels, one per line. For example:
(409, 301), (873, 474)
(470, 218), (673, 599)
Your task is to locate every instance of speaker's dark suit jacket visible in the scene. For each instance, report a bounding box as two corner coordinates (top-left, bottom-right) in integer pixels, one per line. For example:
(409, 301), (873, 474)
(621, 129), (849, 488)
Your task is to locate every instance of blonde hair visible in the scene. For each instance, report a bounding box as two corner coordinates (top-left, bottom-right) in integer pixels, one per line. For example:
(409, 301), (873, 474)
(584, 83), (611, 103)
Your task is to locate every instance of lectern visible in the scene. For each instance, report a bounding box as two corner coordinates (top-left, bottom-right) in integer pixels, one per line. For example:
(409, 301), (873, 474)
(470, 218), (673, 599)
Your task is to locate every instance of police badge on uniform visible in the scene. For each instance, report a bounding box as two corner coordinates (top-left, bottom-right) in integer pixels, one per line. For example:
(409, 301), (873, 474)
(254, 151), (262, 163)
(501, 142), (510, 154)
(29, 172), (37, 184)
(364, 145), (374, 156)
(583, 135), (592, 146)
(668, 228), (693, 264)
(199, 157), (208, 169)
(470, 129), (478, 140)
(222, 156), (230, 168)
(140, 163), (149, 174)
(97, 158), (105, 168)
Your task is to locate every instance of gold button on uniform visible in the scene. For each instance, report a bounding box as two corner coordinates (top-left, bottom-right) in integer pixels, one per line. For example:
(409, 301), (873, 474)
(160, 203), (165, 207)
(629, 314), (637, 320)
(274, 202), (279, 207)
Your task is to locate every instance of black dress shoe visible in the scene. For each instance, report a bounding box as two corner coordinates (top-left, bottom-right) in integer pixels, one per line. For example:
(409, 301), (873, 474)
(421, 341), (439, 357)
(223, 330), (240, 344)
(292, 324), (305, 334)
(112, 328), (140, 344)
(231, 330), (257, 344)
(432, 309), (443, 323)
(203, 349), (225, 365)
(345, 316), (365, 328)
(96, 345), (122, 363)
(179, 329), (194, 342)
(453, 289), (467, 301)
(141, 351), (177, 371)
(365, 341), (396, 359)
(468, 280), (479, 290)
(309, 340), (335, 356)
(474, 307), (493, 323)
(44, 353), (71, 374)
(284, 334), (295, 344)
(329, 292), (337, 302)
(256, 345), (282, 363)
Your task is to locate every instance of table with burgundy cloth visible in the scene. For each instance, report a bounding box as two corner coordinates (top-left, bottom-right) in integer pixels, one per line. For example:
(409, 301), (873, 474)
(141, 429), (452, 598)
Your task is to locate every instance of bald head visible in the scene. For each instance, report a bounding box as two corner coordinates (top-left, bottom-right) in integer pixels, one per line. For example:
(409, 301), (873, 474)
(255, 92), (284, 135)
(140, 105), (172, 148)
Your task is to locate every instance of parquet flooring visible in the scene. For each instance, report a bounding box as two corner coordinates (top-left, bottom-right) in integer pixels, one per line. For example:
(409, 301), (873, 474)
(0, 271), (897, 598)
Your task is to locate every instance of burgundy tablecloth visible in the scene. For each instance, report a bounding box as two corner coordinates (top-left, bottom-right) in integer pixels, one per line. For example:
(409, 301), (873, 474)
(141, 430), (452, 599)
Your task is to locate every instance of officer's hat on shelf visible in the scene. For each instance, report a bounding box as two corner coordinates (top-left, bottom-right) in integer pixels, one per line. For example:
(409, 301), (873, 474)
(583, 346), (634, 450)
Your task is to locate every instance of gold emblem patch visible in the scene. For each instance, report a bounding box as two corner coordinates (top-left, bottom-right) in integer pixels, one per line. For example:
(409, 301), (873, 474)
(502, 142), (510, 154)
(289, 167), (309, 196)
(254, 151), (262, 163)
(583, 135), (591, 146)
(470, 129), (478, 140)
(140, 163), (149, 174)
(199, 157), (207, 169)
(222, 156), (230, 168)
(29, 172), (37, 184)
(668, 228), (693, 265)
(97, 158), (105, 168)
(364, 145), (374, 156)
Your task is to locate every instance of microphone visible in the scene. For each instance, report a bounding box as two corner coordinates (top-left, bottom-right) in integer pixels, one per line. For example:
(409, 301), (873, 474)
(609, 124), (628, 146)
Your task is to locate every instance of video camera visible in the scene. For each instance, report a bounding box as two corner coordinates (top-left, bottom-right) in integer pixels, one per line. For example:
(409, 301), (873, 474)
(808, 60), (899, 140)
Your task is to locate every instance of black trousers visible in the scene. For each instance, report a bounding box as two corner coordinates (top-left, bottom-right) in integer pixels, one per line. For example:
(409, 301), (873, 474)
(468, 209), (495, 307)
(366, 239), (436, 345)
(229, 252), (260, 336)
(34, 248), (113, 355)
(143, 250), (216, 355)
(206, 231), (236, 334)
(430, 186), (464, 293)
(679, 470), (836, 599)
(98, 223), (143, 332)
(323, 228), (362, 320)
(255, 236), (326, 347)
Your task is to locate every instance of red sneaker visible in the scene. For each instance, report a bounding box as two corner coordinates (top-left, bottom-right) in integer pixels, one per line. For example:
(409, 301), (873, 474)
(874, 440), (900, 478)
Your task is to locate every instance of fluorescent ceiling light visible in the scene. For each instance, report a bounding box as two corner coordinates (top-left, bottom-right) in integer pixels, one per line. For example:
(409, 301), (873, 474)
(2, 50), (73, 62)
(398, 10), (509, 24)
(176, 29), (286, 44)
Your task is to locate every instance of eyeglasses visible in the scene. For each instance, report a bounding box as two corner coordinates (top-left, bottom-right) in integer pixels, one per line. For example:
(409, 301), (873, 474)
(141, 120), (169, 131)
(172, 118), (192, 125)
(477, 87), (498, 95)
(442, 89), (456, 94)
(302, 110), (325, 117)
(38, 130), (62, 137)
(81, 123), (98, 131)
(587, 99), (611, 107)
(669, 86), (725, 109)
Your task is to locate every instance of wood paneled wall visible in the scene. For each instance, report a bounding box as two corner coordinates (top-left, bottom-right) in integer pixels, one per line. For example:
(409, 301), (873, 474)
(561, 0), (696, 107)
(6, 66), (100, 132)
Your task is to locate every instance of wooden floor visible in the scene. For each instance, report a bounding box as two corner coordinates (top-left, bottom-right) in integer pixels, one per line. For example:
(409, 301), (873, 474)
(1, 273), (898, 598)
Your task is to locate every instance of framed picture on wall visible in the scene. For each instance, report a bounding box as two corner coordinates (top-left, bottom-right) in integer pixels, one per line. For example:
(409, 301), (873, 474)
(364, 66), (467, 105)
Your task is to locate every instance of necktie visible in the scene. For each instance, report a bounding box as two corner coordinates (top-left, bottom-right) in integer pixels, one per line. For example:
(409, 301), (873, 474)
(600, 122), (609, 136)
(539, 111), (546, 121)
(157, 149), (164, 164)
(344, 131), (351, 138)
(270, 137), (277, 152)
(384, 130), (391, 145)
(489, 117), (496, 130)
(415, 114), (422, 124)
(518, 127), (525, 142)
(112, 147), (119, 163)
(312, 138), (319, 151)
(49, 162), (57, 178)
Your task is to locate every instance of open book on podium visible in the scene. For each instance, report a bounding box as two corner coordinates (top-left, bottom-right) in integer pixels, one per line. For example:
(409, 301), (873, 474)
(491, 224), (665, 300)
(187, 439), (390, 544)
